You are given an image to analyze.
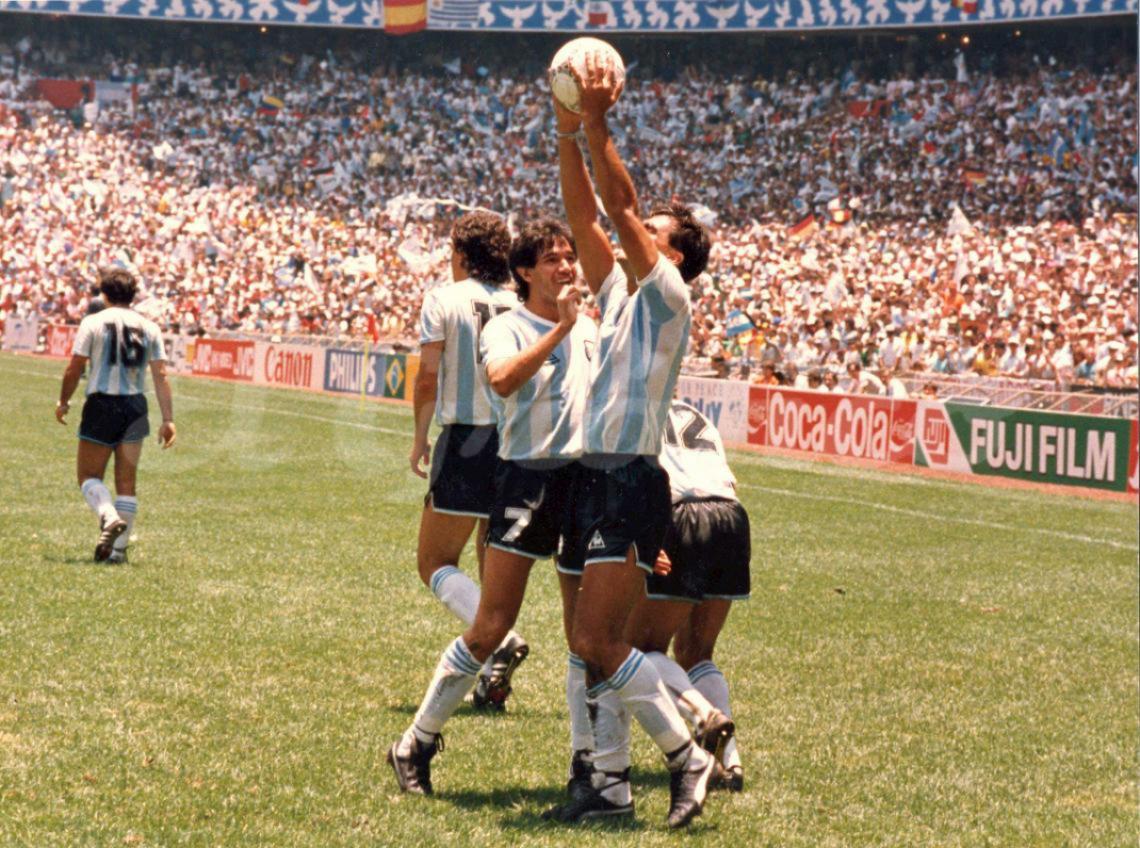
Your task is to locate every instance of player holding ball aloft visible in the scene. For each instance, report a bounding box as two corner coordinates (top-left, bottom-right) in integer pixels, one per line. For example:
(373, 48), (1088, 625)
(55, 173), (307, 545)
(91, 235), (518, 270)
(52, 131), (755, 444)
(548, 43), (715, 829)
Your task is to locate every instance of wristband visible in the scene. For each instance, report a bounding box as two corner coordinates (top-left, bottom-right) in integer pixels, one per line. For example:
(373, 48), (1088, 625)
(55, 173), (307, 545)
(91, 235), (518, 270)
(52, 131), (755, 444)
(556, 129), (583, 140)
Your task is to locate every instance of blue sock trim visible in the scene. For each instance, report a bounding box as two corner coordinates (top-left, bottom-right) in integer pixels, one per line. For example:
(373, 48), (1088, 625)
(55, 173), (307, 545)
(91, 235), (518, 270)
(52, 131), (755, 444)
(444, 637), (482, 676)
(430, 565), (462, 596)
(687, 661), (723, 685)
(568, 653), (587, 670)
(608, 649), (645, 692)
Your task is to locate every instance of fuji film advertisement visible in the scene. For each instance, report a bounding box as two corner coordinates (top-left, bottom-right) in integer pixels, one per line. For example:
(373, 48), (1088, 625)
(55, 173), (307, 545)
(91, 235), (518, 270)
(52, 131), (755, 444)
(915, 401), (1136, 493)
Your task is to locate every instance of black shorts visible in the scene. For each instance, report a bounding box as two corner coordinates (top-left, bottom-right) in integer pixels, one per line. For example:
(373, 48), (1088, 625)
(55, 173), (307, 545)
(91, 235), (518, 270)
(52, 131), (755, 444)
(561, 455), (672, 575)
(486, 459), (580, 561)
(427, 424), (500, 518)
(646, 498), (752, 603)
(78, 393), (149, 447)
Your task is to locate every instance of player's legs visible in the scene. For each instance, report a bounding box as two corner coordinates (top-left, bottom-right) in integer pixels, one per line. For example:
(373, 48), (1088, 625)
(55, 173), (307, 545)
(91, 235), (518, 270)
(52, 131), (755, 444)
(389, 547), (534, 793)
(675, 599), (742, 786)
(109, 439), (143, 561)
(77, 438), (126, 560)
(557, 571), (594, 797)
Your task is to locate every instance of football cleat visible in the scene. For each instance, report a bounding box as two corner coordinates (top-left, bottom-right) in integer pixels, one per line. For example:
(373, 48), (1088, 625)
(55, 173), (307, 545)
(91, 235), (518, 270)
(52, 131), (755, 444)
(666, 746), (716, 829)
(387, 732), (442, 795)
(542, 768), (633, 823)
(723, 765), (744, 793)
(94, 519), (128, 563)
(106, 550), (129, 565)
(695, 708), (735, 763)
(472, 635), (529, 711)
(567, 748), (595, 801)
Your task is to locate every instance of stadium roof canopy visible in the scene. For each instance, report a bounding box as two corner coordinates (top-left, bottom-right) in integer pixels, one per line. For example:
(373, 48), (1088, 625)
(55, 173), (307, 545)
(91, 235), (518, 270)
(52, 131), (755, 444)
(2, 0), (1134, 32)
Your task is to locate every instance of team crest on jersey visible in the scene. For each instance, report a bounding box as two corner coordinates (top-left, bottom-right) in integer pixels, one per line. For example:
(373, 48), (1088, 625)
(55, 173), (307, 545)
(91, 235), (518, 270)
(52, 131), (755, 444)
(588, 531), (605, 551)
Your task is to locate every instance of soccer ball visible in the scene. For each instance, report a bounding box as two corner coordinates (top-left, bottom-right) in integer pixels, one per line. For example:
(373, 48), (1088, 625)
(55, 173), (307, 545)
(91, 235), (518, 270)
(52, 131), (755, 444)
(548, 37), (625, 115)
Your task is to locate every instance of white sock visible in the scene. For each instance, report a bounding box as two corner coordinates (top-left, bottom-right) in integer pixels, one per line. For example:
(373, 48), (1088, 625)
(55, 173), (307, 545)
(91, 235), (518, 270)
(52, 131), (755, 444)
(567, 653), (594, 753)
(398, 636), (480, 754)
(603, 649), (704, 771)
(646, 650), (715, 727)
(689, 660), (739, 770)
(112, 496), (138, 553)
(80, 478), (119, 526)
(429, 565), (480, 625)
(429, 565), (522, 676)
(586, 686), (631, 805)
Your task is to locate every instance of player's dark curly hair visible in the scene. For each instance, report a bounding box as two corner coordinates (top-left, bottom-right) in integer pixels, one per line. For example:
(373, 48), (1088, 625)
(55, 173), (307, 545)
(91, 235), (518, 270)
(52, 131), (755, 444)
(451, 211), (511, 285)
(98, 266), (138, 306)
(509, 218), (576, 302)
(650, 202), (712, 283)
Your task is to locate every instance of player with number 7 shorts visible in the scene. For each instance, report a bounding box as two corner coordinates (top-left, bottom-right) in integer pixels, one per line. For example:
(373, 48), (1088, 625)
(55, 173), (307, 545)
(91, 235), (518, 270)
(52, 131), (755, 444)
(55, 265), (176, 564)
(388, 218), (595, 795)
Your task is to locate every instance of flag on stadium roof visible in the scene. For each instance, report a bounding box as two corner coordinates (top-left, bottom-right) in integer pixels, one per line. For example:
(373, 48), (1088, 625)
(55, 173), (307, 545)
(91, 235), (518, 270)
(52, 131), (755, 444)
(951, 0), (978, 13)
(588, 1), (614, 26)
(385, 0), (427, 33)
(428, 0), (480, 27)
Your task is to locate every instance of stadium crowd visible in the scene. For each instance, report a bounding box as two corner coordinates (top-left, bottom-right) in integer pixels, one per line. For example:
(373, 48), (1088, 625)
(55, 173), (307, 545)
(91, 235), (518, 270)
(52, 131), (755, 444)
(0, 20), (1136, 389)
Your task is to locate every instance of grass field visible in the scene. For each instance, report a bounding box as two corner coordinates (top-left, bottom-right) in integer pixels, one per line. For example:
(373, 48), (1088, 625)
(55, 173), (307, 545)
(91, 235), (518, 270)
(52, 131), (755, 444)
(1, 350), (1137, 847)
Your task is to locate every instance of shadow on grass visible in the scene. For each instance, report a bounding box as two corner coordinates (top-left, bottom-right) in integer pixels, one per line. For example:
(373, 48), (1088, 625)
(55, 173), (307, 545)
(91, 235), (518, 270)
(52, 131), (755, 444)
(437, 785), (649, 833)
(384, 702), (515, 719)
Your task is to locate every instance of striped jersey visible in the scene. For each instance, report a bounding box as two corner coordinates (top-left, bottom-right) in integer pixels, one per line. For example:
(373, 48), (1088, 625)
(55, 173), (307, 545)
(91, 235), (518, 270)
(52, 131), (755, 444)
(659, 401), (738, 503)
(480, 306), (593, 461)
(419, 278), (518, 427)
(72, 307), (166, 396)
(584, 257), (692, 455)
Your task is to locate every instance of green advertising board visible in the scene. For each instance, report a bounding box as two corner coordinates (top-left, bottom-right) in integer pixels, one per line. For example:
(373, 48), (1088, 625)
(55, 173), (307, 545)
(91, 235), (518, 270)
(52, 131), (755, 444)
(915, 401), (1133, 492)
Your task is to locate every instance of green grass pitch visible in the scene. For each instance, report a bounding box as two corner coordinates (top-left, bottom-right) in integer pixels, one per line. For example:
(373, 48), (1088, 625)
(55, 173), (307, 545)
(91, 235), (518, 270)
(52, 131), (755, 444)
(1, 351), (1137, 847)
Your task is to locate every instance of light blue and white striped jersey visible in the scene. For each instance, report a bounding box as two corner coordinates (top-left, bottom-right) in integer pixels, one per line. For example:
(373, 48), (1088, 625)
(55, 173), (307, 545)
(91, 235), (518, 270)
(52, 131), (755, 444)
(419, 278), (517, 427)
(660, 401), (738, 503)
(584, 257), (692, 456)
(72, 307), (166, 396)
(480, 306), (594, 461)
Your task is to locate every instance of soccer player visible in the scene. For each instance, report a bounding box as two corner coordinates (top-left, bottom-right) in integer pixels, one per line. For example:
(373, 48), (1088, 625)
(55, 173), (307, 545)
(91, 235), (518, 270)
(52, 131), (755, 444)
(388, 218), (595, 794)
(55, 266), (175, 563)
(626, 399), (751, 792)
(410, 211), (528, 709)
(549, 56), (715, 828)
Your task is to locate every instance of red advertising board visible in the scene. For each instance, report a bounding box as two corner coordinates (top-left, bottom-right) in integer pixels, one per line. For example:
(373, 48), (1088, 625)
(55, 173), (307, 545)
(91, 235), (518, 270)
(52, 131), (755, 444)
(747, 386), (916, 464)
(45, 323), (78, 358)
(191, 338), (255, 381)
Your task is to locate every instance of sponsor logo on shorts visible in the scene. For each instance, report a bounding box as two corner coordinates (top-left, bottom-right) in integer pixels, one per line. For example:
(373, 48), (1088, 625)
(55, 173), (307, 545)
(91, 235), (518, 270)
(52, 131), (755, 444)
(588, 531), (605, 551)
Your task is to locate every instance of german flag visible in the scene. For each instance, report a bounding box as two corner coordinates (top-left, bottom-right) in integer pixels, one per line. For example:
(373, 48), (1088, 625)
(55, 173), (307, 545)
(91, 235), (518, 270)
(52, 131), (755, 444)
(788, 214), (819, 242)
(385, 0), (427, 33)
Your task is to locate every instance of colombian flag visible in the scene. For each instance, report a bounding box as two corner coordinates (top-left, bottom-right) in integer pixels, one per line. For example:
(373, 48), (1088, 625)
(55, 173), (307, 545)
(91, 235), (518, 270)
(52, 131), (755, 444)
(385, 0), (427, 33)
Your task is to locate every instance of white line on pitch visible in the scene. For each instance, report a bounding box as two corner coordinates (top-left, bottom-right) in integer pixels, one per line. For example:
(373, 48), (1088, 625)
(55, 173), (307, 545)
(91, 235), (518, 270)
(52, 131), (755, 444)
(737, 482), (1139, 552)
(177, 392), (410, 438)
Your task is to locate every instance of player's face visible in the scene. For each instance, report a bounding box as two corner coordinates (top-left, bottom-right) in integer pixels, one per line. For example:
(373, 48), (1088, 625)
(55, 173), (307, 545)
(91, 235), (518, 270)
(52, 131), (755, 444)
(529, 237), (578, 304)
(644, 214), (682, 268)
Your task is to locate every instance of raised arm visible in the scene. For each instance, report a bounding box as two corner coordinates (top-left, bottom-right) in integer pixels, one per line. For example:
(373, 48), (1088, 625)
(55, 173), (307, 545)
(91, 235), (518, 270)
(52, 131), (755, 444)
(576, 55), (659, 282)
(555, 101), (614, 294)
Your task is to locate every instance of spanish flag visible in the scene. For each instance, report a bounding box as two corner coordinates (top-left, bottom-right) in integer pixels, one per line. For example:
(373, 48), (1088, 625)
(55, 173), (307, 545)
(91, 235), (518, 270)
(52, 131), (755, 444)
(385, 0), (427, 33)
